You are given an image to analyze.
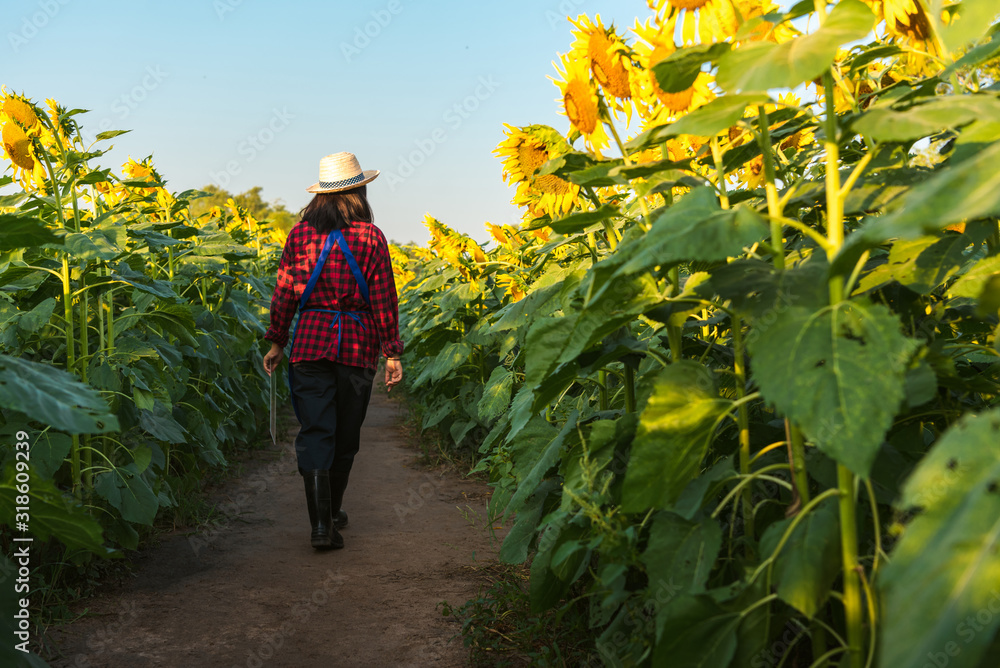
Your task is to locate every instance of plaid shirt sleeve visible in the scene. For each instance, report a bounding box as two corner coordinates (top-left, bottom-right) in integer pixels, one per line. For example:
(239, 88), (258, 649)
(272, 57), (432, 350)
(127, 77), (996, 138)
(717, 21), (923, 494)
(367, 229), (404, 360)
(263, 226), (300, 348)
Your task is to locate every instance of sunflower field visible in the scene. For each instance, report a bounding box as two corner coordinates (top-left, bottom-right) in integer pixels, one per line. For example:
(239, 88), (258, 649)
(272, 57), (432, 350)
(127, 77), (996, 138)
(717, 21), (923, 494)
(393, 0), (1000, 666)
(0, 94), (287, 665)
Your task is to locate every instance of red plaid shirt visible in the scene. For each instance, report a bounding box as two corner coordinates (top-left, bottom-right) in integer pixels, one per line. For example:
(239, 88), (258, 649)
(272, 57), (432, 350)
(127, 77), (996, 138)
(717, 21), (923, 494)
(264, 219), (404, 369)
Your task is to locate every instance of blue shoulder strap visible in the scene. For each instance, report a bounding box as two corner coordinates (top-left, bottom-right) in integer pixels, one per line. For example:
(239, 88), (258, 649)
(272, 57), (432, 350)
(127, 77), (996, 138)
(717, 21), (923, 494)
(331, 230), (370, 305)
(298, 229), (370, 310)
(299, 230), (337, 311)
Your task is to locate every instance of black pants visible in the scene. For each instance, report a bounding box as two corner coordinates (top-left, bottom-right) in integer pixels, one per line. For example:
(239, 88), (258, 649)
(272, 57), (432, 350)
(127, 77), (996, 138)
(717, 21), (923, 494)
(290, 359), (375, 473)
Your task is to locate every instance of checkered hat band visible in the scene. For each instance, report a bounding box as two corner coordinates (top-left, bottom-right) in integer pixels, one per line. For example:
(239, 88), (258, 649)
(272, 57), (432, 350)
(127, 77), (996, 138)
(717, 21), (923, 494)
(319, 173), (365, 190)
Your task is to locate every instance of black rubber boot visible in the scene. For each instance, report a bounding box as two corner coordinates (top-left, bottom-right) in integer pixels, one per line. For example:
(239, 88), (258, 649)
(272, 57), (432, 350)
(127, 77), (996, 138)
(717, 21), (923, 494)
(303, 470), (343, 550)
(329, 469), (351, 530)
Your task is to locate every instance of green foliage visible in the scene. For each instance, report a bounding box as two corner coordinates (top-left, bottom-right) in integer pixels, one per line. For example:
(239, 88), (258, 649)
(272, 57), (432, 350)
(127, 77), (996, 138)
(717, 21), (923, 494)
(0, 100), (288, 640)
(880, 408), (1000, 668)
(393, 2), (1000, 664)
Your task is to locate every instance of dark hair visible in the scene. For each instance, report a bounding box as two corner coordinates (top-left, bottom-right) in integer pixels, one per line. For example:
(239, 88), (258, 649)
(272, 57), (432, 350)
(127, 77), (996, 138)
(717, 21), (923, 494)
(300, 185), (374, 233)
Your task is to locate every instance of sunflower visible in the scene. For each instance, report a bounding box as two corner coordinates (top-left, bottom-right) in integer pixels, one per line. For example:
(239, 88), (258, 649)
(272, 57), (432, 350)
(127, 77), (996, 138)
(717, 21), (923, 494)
(732, 0), (797, 43)
(657, 72), (716, 117)
(737, 154), (766, 190)
(731, 93), (811, 189)
(122, 156), (160, 196)
(529, 226), (552, 243)
(1, 121), (45, 190)
(861, 0), (944, 70)
(123, 156), (152, 180)
(880, 0), (934, 42)
(486, 222), (524, 251)
(632, 19), (717, 121)
(2, 122), (34, 172)
(2, 93), (38, 132)
(551, 53), (610, 153)
(41, 97), (72, 148)
(410, 246), (434, 262)
(570, 14), (640, 121)
(494, 125), (582, 217)
(93, 180), (127, 208)
(495, 274), (527, 302)
(465, 238), (487, 264)
(495, 124), (552, 184)
(0, 90), (48, 190)
(829, 60), (907, 113)
(268, 226), (289, 247)
(425, 215), (474, 275)
(225, 197), (258, 232)
(649, 0), (741, 45)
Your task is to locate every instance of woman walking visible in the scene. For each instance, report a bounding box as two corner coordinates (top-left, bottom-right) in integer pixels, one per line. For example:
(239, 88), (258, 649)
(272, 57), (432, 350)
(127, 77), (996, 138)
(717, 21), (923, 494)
(262, 152), (404, 550)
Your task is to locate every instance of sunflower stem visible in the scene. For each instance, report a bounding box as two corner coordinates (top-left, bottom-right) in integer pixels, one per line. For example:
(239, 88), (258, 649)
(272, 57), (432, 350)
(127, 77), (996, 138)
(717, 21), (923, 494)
(755, 105), (785, 271)
(165, 201), (175, 282)
(598, 369), (609, 411)
(710, 136), (730, 210)
(667, 266), (683, 362)
(813, 0), (828, 23)
(601, 101), (652, 231)
(38, 145), (85, 498)
(733, 316), (754, 551)
(822, 67), (864, 668)
(786, 420), (810, 507)
(623, 365), (636, 414)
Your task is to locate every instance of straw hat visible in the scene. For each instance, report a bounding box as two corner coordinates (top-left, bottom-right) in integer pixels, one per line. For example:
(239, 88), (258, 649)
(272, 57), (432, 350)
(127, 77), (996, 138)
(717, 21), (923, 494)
(306, 152), (379, 193)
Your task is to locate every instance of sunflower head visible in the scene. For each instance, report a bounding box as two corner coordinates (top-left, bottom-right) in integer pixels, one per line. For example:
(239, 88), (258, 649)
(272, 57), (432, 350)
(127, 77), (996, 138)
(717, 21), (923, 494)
(555, 55), (600, 135)
(551, 54), (610, 154)
(634, 18), (717, 121)
(570, 14), (636, 104)
(495, 124), (554, 184)
(465, 238), (487, 264)
(2, 122), (35, 171)
(123, 156), (153, 180)
(486, 222), (512, 248)
(495, 125), (582, 217)
(2, 93), (39, 132)
(495, 273), (527, 302)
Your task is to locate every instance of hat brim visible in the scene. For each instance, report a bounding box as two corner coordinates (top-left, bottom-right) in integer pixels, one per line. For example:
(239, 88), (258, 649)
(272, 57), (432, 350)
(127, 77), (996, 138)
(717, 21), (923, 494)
(306, 170), (380, 193)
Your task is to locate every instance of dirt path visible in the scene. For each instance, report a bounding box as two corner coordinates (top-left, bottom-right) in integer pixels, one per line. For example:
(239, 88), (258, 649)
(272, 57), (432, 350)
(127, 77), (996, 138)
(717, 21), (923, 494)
(47, 383), (496, 668)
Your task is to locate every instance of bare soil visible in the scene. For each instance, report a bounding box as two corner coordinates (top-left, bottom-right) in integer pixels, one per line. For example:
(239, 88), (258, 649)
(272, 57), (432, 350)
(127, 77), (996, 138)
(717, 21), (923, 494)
(46, 382), (497, 668)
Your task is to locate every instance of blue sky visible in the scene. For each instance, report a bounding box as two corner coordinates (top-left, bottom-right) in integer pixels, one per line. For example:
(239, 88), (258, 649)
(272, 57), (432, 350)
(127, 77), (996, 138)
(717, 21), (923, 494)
(5, 0), (656, 245)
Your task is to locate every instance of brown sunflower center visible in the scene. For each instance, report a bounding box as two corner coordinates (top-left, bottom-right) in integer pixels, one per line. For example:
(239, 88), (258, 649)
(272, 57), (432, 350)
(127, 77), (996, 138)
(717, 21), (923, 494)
(564, 80), (599, 134)
(588, 34), (631, 99)
(534, 174), (573, 195)
(517, 141), (549, 177)
(656, 83), (696, 114)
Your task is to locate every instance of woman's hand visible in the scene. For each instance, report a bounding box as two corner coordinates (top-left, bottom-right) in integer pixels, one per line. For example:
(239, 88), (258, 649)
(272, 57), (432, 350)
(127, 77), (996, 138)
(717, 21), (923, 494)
(385, 358), (403, 392)
(263, 342), (284, 376)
